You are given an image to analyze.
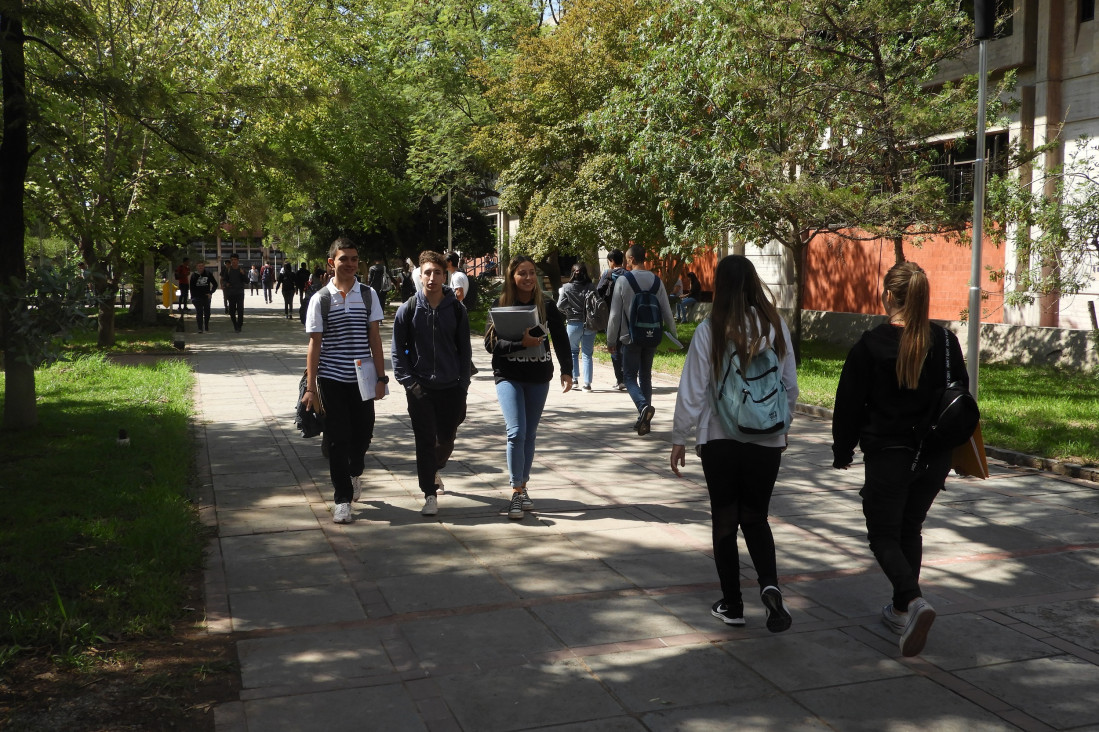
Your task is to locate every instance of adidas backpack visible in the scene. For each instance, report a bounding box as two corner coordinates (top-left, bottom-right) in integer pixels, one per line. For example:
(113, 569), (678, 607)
(623, 271), (664, 347)
(713, 336), (791, 439)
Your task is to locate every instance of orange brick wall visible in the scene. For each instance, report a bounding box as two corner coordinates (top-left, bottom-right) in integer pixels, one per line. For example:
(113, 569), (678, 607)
(804, 232), (1006, 323)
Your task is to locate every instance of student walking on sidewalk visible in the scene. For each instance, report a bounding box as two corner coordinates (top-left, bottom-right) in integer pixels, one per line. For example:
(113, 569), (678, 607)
(557, 262), (596, 392)
(831, 261), (966, 657)
(486, 255), (573, 519)
(392, 251), (472, 517)
(669, 255), (798, 633)
(301, 238), (387, 524)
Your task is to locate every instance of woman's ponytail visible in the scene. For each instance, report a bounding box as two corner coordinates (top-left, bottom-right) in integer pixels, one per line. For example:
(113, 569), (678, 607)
(884, 263), (931, 390)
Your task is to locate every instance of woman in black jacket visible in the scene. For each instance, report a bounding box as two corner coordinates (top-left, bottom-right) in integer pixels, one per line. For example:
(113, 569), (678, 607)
(832, 261), (969, 658)
(275, 263), (297, 319)
(556, 262), (596, 391)
(485, 256), (573, 520)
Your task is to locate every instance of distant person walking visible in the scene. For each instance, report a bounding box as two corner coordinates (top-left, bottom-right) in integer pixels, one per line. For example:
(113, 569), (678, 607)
(367, 259), (392, 311)
(670, 254), (797, 633)
(557, 262), (596, 392)
(175, 258), (191, 312)
(294, 263), (310, 308)
(276, 263), (297, 319)
(607, 244), (676, 436)
(831, 261), (968, 657)
(486, 255), (573, 519)
(678, 271), (701, 323)
(223, 254), (247, 332)
(189, 261), (218, 333)
(595, 249), (628, 391)
(261, 261), (275, 303)
(248, 265), (260, 295)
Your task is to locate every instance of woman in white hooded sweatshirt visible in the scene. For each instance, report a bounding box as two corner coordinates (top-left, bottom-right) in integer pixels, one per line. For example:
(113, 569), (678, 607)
(669, 255), (798, 632)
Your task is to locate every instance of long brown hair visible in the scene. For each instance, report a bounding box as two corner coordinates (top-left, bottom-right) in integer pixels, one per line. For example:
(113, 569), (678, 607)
(709, 255), (787, 383)
(499, 255), (546, 322)
(883, 261), (932, 389)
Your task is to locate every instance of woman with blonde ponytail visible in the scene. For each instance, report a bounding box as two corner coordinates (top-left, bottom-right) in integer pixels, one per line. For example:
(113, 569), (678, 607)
(832, 261), (969, 658)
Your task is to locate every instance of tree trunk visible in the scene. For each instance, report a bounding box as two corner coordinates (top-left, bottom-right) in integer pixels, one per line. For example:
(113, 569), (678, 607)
(790, 239), (806, 366)
(892, 235), (905, 264)
(1, 2), (38, 428)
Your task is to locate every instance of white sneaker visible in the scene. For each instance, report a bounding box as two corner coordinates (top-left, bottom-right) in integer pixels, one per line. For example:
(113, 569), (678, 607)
(434, 471), (445, 495)
(899, 597), (936, 657)
(422, 495), (438, 516)
(333, 503), (352, 524)
(351, 474), (363, 502)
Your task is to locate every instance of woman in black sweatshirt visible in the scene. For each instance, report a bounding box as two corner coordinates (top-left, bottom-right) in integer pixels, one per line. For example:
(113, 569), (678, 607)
(832, 261), (969, 658)
(485, 256), (573, 520)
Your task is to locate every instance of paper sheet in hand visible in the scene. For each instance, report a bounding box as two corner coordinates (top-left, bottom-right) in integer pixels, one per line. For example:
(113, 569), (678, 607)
(489, 306), (544, 360)
(355, 359), (390, 401)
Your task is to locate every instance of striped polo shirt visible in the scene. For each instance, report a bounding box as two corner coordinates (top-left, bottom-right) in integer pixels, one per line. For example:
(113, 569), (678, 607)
(305, 281), (383, 383)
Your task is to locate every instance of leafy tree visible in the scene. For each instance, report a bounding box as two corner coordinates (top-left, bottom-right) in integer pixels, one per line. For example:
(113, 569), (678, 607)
(472, 0), (667, 277)
(600, 0), (996, 356)
(987, 138), (1099, 313)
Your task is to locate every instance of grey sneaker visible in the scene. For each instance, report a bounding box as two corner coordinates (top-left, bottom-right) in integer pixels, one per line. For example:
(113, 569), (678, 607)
(333, 503), (352, 524)
(881, 603), (906, 635)
(761, 586), (792, 633)
(899, 597), (936, 657)
(351, 474), (363, 502)
(519, 486), (533, 510)
(422, 495), (438, 516)
(710, 599), (746, 626)
(637, 405), (656, 436)
(507, 491), (524, 520)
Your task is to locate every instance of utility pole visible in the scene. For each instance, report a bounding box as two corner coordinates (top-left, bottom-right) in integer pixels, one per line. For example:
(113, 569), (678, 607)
(967, 0), (995, 398)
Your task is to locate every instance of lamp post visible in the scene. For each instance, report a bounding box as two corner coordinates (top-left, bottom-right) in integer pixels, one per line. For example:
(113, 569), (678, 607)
(967, 0), (995, 398)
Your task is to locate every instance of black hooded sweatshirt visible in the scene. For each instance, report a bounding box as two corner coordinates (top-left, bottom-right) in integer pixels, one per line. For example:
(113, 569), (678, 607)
(831, 323), (967, 468)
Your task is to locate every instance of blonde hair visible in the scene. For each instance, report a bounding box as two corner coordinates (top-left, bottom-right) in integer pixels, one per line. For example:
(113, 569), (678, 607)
(883, 262), (931, 389)
(500, 255), (546, 321)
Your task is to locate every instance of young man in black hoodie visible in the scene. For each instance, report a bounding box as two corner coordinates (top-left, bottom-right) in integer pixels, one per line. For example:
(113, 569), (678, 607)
(391, 251), (472, 516)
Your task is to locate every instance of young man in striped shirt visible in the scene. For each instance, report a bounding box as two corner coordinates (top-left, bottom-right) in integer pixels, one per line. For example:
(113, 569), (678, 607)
(301, 238), (388, 524)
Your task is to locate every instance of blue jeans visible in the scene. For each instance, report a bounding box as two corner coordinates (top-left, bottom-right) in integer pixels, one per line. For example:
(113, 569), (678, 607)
(678, 296), (697, 321)
(622, 343), (657, 414)
(566, 321), (595, 387)
(495, 379), (550, 487)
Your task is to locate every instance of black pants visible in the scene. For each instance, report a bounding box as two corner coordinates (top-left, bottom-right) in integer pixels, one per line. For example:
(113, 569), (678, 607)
(406, 384), (466, 495)
(319, 378), (375, 504)
(700, 439), (783, 607)
(192, 294), (211, 331)
(861, 449), (950, 612)
(611, 348), (624, 384)
(177, 284), (189, 310)
(226, 291), (245, 330)
(263, 283), (273, 302)
(282, 294), (295, 318)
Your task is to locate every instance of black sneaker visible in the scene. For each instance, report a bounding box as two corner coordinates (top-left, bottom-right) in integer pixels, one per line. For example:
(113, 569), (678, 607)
(637, 405), (656, 436)
(761, 586), (792, 633)
(710, 599), (746, 626)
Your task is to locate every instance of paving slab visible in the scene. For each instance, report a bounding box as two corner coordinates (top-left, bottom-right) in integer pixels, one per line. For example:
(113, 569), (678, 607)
(190, 300), (1099, 731)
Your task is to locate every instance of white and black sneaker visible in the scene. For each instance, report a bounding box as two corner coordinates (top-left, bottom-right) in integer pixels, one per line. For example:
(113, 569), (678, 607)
(332, 503), (352, 524)
(507, 491), (524, 520)
(761, 586), (792, 633)
(710, 599), (746, 626)
(351, 474), (363, 502)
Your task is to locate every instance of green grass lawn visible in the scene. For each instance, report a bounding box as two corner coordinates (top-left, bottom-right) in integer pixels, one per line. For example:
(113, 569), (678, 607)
(0, 318), (202, 666)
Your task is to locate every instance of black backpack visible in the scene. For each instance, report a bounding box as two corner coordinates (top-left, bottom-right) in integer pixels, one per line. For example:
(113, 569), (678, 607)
(911, 328), (980, 470)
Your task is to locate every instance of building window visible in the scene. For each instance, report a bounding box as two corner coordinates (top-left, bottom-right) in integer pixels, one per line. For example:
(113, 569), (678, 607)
(928, 132), (1009, 206)
(959, 0), (1014, 38)
(1083, 0), (1096, 22)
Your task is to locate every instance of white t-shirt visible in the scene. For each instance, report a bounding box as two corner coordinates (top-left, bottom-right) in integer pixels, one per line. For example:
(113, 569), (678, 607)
(449, 270), (469, 301)
(305, 281), (383, 384)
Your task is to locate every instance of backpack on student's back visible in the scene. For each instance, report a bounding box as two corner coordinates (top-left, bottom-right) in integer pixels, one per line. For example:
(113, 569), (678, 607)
(713, 338), (791, 439)
(623, 271), (664, 347)
(583, 288), (609, 332)
(462, 274), (479, 311)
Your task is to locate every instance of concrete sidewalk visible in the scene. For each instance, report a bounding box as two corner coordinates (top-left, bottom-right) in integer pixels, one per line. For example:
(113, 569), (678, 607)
(191, 294), (1099, 732)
